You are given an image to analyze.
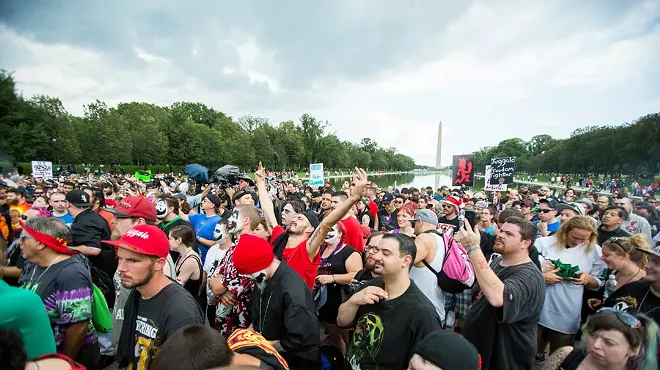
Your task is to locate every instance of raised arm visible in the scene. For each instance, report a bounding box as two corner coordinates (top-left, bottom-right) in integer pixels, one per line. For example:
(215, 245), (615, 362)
(307, 168), (368, 259)
(255, 162), (278, 230)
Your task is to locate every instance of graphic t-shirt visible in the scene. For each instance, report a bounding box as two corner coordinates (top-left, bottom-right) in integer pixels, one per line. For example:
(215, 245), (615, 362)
(9, 202), (30, 236)
(188, 214), (221, 264)
(605, 281), (660, 324)
(346, 278), (442, 370)
(228, 329), (290, 370)
(462, 258), (545, 370)
(438, 215), (460, 235)
(20, 258), (97, 350)
(216, 244), (254, 338)
(128, 283), (205, 370)
(377, 209), (398, 231)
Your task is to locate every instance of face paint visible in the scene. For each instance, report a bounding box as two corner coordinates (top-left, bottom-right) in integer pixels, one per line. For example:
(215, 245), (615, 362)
(213, 223), (227, 244)
(324, 225), (340, 244)
(249, 270), (268, 291)
(227, 209), (243, 235)
(156, 199), (168, 219)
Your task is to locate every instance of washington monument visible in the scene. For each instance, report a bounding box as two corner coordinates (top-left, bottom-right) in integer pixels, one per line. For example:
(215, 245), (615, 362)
(435, 121), (442, 168)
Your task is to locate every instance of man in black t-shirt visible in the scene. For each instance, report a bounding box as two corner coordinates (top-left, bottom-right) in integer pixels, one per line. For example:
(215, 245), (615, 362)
(376, 194), (398, 231)
(109, 224), (204, 369)
(338, 233), (442, 370)
(456, 217), (545, 370)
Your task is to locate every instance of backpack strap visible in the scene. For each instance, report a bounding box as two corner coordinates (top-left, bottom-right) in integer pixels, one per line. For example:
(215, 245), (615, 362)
(421, 229), (446, 274)
(559, 348), (587, 370)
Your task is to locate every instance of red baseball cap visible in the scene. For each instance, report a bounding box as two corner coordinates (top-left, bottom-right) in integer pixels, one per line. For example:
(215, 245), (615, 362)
(103, 196), (157, 222)
(104, 224), (169, 259)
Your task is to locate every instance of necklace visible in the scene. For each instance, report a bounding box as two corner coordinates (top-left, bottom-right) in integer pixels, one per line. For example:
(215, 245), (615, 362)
(499, 255), (530, 268)
(617, 267), (641, 288)
(258, 290), (274, 334)
(30, 255), (63, 284)
(638, 287), (660, 315)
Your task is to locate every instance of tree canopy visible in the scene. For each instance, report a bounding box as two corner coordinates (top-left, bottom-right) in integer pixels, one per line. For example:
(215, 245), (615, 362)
(0, 70), (416, 171)
(473, 112), (660, 175)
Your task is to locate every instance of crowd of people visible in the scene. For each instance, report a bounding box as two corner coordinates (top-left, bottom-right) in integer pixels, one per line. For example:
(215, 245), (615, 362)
(1, 164), (660, 370)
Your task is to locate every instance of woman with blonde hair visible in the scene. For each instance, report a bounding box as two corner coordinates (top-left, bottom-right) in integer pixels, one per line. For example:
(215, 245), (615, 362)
(535, 216), (607, 362)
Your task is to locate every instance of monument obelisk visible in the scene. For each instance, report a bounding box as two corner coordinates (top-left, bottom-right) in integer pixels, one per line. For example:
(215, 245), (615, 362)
(435, 121), (442, 189)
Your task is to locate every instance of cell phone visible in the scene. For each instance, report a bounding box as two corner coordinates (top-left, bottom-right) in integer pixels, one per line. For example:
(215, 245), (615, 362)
(464, 210), (478, 228)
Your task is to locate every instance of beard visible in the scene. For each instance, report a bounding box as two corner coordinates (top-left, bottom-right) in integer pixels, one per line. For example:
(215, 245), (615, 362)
(493, 240), (505, 254)
(120, 266), (154, 289)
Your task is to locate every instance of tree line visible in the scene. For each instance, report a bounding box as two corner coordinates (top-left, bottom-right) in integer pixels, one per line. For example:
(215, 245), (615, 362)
(473, 112), (660, 176)
(0, 70), (416, 172)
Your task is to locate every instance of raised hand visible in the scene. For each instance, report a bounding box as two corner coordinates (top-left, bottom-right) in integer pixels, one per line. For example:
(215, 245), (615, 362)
(255, 161), (266, 184)
(349, 168), (368, 199)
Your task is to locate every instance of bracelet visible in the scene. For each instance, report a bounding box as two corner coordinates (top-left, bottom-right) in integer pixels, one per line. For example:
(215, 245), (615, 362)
(332, 275), (336, 283)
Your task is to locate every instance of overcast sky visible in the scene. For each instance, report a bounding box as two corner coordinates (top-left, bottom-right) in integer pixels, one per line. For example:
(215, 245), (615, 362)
(1, 1), (658, 166)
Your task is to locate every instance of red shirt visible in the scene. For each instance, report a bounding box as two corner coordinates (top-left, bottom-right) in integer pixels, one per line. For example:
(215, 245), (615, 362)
(368, 200), (378, 218)
(340, 217), (364, 252)
(271, 226), (320, 289)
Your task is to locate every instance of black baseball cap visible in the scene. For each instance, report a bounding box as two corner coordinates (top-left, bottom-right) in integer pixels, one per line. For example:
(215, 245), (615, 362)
(65, 190), (93, 207)
(539, 198), (558, 209)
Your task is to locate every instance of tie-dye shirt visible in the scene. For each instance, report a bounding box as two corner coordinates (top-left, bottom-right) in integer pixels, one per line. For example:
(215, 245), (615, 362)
(21, 257), (97, 349)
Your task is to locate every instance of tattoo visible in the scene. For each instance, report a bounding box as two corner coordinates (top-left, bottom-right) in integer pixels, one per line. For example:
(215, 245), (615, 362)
(307, 226), (323, 250)
(542, 347), (571, 370)
(466, 245), (481, 254)
(267, 221), (275, 230)
(477, 259), (490, 270)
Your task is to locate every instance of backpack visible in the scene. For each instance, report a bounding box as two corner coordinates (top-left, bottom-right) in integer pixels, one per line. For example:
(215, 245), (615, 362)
(421, 230), (476, 294)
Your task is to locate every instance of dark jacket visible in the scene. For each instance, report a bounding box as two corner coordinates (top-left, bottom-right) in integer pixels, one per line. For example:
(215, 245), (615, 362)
(252, 263), (320, 370)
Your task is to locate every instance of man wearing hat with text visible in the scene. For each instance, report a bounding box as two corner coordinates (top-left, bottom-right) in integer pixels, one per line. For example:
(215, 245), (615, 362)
(233, 234), (320, 370)
(110, 224), (204, 370)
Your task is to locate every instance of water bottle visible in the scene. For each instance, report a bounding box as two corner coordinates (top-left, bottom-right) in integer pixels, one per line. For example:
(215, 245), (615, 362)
(604, 274), (617, 298)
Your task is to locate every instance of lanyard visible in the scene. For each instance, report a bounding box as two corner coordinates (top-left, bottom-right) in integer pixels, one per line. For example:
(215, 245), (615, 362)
(160, 216), (181, 231)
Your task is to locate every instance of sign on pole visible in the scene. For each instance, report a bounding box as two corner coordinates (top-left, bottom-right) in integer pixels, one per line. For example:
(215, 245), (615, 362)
(452, 154), (475, 187)
(31, 161), (53, 179)
(309, 163), (324, 187)
(484, 165), (507, 191)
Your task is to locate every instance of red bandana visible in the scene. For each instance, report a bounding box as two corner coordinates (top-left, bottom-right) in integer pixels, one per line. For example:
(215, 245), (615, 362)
(20, 221), (78, 255)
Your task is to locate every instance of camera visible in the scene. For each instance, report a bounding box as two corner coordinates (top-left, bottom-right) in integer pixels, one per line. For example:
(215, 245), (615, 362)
(342, 281), (366, 302)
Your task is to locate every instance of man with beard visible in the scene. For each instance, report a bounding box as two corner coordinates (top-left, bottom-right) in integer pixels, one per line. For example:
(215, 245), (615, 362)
(210, 204), (262, 337)
(110, 224), (204, 370)
(258, 163), (369, 289)
(456, 217), (545, 370)
(316, 190), (333, 221)
(104, 196), (176, 355)
(101, 181), (118, 201)
(233, 233), (320, 370)
(353, 232), (384, 282)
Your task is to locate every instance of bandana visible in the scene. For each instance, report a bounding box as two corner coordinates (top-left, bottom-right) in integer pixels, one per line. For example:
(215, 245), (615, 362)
(20, 220), (78, 255)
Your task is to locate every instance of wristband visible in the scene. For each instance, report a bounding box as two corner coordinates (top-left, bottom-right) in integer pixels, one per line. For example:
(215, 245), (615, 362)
(332, 275), (336, 283)
(466, 245), (481, 254)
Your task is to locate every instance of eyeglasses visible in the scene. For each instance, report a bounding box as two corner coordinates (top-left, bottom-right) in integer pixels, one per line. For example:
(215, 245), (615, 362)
(538, 209), (554, 213)
(597, 307), (641, 328)
(19, 234), (34, 243)
(364, 245), (378, 254)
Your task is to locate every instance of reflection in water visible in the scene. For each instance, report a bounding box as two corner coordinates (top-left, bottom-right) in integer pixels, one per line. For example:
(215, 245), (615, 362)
(327, 173), (455, 190)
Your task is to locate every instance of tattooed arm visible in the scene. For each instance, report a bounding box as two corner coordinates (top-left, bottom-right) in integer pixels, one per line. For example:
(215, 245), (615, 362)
(455, 220), (505, 307)
(542, 346), (573, 370)
(307, 168), (368, 260)
(255, 162), (278, 231)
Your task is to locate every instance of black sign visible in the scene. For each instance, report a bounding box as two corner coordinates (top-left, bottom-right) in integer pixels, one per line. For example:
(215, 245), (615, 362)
(452, 154), (475, 187)
(489, 157), (516, 185)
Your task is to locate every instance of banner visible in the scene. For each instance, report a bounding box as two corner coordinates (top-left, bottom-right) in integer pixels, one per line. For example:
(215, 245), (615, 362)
(309, 163), (324, 187)
(31, 161), (53, 179)
(484, 165), (507, 191)
(489, 157), (516, 185)
(452, 154), (474, 187)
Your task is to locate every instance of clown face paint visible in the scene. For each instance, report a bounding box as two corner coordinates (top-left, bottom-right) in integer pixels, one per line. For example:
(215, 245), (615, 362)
(248, 270), (268, 291)
(156, 200), (168, 219)
(227, 209), (243, 235)
(324, 224), (341, 245)
(213, 223), (228, 244)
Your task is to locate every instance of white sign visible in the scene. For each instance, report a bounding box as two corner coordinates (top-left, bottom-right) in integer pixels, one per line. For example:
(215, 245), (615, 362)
(309, 163), (324, 187)
(484, 165), (507, 191)
(31, 161), (53, 180)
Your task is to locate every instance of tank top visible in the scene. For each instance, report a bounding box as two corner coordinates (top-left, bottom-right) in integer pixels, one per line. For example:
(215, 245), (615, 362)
(176, 252), (203, 299)
(409, 231), (446, 320)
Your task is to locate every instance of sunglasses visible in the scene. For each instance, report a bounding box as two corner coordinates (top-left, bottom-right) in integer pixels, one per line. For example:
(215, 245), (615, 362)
(605, 237), (634, 253)
(538, 209), (554, 213)
(597, 307), (641, 328)
(19, 234), (34, 243)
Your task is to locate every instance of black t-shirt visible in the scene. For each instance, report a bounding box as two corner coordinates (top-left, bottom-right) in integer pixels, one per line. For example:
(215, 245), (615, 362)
(377, 209), (398, 231)
(604, 281), (660, 324)
(462, 258), (545, 370)
(438, 215), (460, 234)
(354, 268), (377, 282)
(345, 278), (442, 370)
(129, 282), (205, 370)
